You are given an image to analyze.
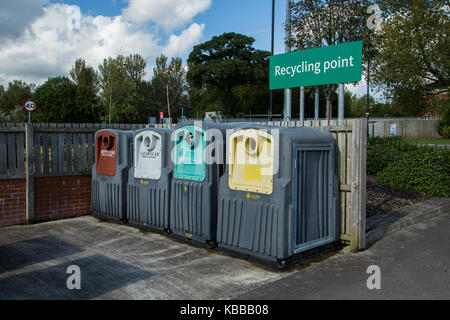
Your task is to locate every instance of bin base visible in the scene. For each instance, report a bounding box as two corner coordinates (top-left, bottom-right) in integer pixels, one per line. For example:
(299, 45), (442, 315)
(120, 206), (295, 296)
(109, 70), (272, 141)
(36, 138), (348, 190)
(217, 241), (343, 269)
(168, 231), (217, 249)
(127, 220), (168, 235)
(92, 211), (127, 224)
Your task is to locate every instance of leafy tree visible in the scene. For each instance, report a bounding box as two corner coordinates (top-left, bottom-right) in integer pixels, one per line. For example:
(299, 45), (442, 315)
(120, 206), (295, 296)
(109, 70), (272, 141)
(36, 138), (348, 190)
(70, 58), (98, 94)
(347, 92), (395, 117)
(0, 80), (35, 122)
(290, 0), (372, 120)
(150, 54), (189, 120)
(32, 76), (101, 123)
(372, 0), (449, 115)
(187, 32), (271, 116)
(97, 54), (147, 123)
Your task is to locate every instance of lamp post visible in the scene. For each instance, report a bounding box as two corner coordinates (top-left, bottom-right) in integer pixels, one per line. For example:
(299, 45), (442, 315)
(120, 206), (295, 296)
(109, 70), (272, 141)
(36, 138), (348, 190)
(283, 0), (292, 123)
(270, 0), (275, 121)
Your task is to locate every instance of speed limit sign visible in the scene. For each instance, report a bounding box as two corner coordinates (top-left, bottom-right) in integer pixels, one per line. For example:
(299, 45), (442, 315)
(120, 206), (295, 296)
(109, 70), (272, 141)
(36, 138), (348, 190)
(24, 99), (37, 112)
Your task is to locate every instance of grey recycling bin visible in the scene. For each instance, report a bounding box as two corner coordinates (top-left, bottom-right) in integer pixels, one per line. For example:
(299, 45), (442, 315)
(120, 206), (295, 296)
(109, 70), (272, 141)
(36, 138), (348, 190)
(170, 121), (226, 245)
(92, 129), (133, 222)
(217, 124), (339, 266)
(127, 128), (173, 233)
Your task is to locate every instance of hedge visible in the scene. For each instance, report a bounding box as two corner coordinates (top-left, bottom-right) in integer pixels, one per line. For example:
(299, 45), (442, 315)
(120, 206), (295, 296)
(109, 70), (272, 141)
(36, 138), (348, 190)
(367, 137), (450, 197)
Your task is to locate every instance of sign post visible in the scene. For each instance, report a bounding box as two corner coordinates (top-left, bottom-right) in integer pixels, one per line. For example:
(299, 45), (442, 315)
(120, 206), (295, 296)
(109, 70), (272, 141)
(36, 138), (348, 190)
(24, 99), (37, 123)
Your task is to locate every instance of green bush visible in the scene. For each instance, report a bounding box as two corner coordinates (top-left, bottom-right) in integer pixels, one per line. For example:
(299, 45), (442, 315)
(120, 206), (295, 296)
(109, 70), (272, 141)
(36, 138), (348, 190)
(440, 125), (450, 139)
(437, 102), (450, 137)
(367, 136), (416, 175)
(367, 145), (399, 175)
(367, 137), (450, 197)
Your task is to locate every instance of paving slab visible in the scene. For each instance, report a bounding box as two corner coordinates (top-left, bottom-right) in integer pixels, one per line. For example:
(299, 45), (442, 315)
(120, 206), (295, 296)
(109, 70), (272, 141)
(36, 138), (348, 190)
(0, 216), (294, 300)
(236, 206), (450, 300)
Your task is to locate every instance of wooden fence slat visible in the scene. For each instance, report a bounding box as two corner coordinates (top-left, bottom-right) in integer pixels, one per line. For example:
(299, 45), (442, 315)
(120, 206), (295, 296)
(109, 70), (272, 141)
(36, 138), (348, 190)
(42, 133), (50, 175)
(73, 133), (80, 173)
(80, 133), (87, 172)
(16, 132), (25, 177)
(50, 133), (58, 176)
(34, 131), (41, 176)
(7, 132), (17, 176)
(338, 120), (348, 240)
(66, 133), (73, 174)
(0, 133), (7, 175)
(58, 133), (65, 174)
(87, 133), (95, 171)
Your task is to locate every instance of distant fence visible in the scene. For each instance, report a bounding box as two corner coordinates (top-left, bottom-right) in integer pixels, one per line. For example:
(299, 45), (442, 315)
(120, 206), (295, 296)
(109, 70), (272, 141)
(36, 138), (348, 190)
(368, 119), (441, 139)
(0, 120), (366, 252)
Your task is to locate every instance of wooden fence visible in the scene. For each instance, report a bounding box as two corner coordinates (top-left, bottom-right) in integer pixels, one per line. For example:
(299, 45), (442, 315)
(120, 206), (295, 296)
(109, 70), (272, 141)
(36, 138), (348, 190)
(0, 123), (150, 178)
(0, 119), (367, 251)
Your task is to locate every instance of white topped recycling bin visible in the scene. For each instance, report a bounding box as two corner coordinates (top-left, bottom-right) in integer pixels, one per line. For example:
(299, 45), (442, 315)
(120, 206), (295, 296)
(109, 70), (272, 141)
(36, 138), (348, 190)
(127, 128), (173, 232)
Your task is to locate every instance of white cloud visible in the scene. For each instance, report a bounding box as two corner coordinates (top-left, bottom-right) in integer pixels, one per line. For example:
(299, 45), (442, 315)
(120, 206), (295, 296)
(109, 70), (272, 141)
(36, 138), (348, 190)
(122, 0), (211, 31)
(164, 23), (205, 56)
(0, 3), (207, 86)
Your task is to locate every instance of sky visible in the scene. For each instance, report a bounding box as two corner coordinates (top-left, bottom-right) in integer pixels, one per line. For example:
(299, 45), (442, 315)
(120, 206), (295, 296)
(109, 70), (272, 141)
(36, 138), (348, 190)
(0, 0), (368, 97)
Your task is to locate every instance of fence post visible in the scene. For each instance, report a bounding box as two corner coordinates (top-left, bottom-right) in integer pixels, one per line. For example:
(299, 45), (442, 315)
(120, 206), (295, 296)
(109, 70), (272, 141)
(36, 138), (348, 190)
(349, 118), (367, 251)
(25, 123), (35, 224)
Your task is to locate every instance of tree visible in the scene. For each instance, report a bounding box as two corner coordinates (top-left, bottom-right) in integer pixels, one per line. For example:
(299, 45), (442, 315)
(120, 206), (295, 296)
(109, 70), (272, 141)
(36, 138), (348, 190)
(187, 32), (271, 116)
(70, 58), (98, 94)
(150, 55), (189, 120)
(290, 0), (372, 120)
(0, 80), (35, 122)
(97, 54), (147, 123)
(372, 0), (449, 114)
(32, 76), (101, 123)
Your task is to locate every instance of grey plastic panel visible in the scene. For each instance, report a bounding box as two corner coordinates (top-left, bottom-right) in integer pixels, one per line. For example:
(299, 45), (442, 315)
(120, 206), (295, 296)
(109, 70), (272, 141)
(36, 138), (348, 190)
(293, 146), (335, 253)
(91, 129), (133, 222)
(126, 128), (172, 232)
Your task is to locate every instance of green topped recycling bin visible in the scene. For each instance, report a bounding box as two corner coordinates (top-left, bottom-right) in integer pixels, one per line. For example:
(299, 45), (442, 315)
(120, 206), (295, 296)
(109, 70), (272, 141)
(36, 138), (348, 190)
(170, 121), (226, 245)
(173, 125), (206, 182)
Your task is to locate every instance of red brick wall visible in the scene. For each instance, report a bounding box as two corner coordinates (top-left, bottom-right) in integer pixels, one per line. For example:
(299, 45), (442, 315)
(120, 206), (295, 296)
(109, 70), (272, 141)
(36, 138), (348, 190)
(0, 175), (92, 228)
(34, 175), (92, 222)
(0, 179), (27, 228)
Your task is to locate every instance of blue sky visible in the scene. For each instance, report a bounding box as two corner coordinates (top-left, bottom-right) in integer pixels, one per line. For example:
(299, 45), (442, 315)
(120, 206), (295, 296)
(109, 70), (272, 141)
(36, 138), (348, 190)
(0, 0), (368, 96)
(54, 0), (289, 56)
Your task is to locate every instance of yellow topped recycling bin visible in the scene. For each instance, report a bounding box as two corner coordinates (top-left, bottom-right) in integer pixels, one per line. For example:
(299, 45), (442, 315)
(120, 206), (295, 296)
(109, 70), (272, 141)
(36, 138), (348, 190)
(228, 129), (274, 194)
(217, 124), (339, 267)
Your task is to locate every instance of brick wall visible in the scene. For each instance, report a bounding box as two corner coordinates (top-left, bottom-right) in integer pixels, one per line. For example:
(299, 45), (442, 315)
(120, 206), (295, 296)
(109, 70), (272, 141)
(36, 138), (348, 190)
(34, 175), (92, 222)
(0, 175), (92, 228)
(0, 179), (27, 228)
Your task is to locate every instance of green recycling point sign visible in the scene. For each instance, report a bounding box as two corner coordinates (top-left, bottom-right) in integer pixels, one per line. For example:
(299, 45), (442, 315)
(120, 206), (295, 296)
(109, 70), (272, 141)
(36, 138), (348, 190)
(269, 41), (363, 90)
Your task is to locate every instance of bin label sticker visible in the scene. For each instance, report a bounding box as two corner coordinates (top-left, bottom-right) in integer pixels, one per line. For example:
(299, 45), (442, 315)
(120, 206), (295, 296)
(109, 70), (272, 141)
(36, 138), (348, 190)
(139, 151), (160, 159)
(100, 150), (115, 157)
(246, 192), (261, 200)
